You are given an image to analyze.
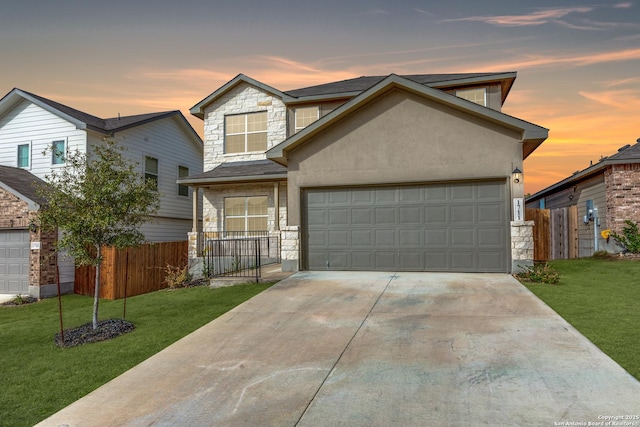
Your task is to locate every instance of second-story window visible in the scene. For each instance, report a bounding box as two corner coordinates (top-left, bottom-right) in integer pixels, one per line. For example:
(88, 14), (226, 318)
(51, 140), (65, 165)
(145, 156), (158, 188)
(17, 143), (30, 168)
(456, 88), (486, 107)
(295, 106), (319, 133)
(225, 111), (267, 154)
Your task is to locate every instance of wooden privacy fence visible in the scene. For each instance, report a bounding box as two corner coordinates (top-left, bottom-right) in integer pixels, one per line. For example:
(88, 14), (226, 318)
(75, 241), (188, 300)
(526, 206), (578, 261)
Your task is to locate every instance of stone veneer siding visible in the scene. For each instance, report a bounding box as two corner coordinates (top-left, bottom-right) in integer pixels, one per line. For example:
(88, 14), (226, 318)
(280, 226), (300, 272)
(202, 83), (287, 170)
(511, 220), (534, 273)
(605, 163), (640, 233)
(202, 183), (287, 233)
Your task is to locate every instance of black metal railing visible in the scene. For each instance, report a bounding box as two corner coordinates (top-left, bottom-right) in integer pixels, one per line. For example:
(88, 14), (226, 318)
(201, 231), (280, 282)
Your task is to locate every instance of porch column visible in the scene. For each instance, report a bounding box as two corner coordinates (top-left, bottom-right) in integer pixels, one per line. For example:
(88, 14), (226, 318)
(273, 182), (280, 231)
(192, 186), (200, 232)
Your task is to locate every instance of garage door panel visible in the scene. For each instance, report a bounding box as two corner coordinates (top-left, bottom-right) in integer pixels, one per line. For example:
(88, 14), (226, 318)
(450, 184), (474, 200)
(351, 208), (372, 225)
(425, 252), (449, 270)
(329, 209), (349, 225)
(399, 206), (422, 223)
(451, 251), (476, 270)
(374, 229), (396, 246)
(425, 205), (448, 223)
(478, 228), (506, 246)
(328, 230), (349, 247)
(399, 187), (422, 202)
(477, 181), (504, 199)
(303, 181), (508, 272)
(329, 252), (349, 269)
(352, 251), (374, 269)
(399, 229), (422, 246)
(478, 204), (504, 223)
(478, 251), (507, 271)
(374, 207), (396, 224)
(451, 205), (475, 223)
(352, 230), (373, 246)
(425, 229), (448, 246)
(307, 209), (328, 227)
(399, 251), (423, 270)
(0, 230), (30, 293)
(375, 252), (397, 270)
(451, 228), (475, 246)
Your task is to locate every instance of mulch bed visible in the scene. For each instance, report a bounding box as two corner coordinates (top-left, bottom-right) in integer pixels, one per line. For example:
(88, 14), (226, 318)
(55, 318), (135, 348)
(1, 296), (39, 306)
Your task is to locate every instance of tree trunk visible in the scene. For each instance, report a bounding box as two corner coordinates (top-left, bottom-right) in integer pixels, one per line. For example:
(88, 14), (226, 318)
(93, 245), (101, 330)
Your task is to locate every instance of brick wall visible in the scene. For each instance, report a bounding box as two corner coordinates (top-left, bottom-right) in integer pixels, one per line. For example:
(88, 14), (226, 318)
(0, 187), (58, 290)
(0, 187), (30, 227)
(605, 164), (640, 233)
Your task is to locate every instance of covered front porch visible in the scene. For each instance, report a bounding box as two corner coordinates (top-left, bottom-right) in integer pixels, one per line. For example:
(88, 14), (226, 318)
(177, 159), (300, 277)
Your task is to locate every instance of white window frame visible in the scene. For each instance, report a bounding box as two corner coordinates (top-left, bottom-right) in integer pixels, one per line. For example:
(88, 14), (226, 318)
(224, 196), (269, 233)
(294, 106), (320, 133)
(17, 142), (31, 169)
(456, 87), (486, 107)
(177, 165), (189, 197)
(224, 111), (268, 154)
(51, 140), (66, 165)
(144, 156), (159, 187)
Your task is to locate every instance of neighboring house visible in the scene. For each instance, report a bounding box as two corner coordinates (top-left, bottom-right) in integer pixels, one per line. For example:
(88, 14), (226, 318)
(180, 72), (548, 274)
(0, 88), (203, 297)
(526, 141), (640, 257)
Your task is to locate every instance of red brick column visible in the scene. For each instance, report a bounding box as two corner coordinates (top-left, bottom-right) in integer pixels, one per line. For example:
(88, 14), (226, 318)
(605, 164), (640, 233)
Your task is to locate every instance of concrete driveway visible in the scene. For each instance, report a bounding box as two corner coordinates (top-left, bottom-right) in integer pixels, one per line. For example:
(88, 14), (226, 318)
(38, 272), (640, 426)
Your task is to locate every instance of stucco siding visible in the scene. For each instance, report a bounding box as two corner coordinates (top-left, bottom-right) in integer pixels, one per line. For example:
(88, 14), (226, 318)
(0, 100), (87, 177)
(286, 89), (523, 225)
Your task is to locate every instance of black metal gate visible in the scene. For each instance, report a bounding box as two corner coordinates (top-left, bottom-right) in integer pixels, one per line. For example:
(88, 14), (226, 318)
(203, 233), (280, 282)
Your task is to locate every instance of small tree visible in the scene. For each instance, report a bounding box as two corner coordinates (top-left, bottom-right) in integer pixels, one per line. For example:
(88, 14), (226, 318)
(38, 139), (159, 330)
(610, 220), (640, 254)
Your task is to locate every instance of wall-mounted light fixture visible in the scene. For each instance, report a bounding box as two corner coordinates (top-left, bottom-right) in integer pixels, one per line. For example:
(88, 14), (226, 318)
(29, 222), (38, 233)
(512, 167), (523, 183)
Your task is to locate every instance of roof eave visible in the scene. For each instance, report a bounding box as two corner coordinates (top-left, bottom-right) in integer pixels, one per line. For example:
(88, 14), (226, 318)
(268, 74), (547, 165)
(3, 89), (88, 130)
(190, 74), (294, 119)
(177, 173), (287, 186)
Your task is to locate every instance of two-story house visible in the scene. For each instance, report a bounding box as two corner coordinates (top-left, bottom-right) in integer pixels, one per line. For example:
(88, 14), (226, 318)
(180, 73), (548, 274)
(0, 88), (203, 297)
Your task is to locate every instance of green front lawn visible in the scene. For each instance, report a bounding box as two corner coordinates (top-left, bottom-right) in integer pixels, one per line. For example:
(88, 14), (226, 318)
(0, 283), (274, 427)
(523, 258), (640, 381)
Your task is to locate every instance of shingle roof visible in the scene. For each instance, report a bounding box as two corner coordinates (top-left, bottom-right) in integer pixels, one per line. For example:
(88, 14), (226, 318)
(605, 141), (640, 161)
(284, 73), (513, 98)
(0, 165), (49, 206)
(8, 89), (181, 134)
(526, 141), (640, 202)
(178, 159), (287, 184)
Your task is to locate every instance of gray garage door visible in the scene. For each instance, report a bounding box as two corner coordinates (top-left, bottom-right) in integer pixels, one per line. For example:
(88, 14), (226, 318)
(303, 181), (508, 272)
(0, 230), (30, 293)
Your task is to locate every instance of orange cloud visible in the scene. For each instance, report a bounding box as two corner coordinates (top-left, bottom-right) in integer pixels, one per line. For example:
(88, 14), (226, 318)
(441, 6), (593, 27)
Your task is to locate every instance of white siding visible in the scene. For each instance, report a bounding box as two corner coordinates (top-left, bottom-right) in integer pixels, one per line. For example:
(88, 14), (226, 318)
(140, 217), (192, 242)
(0, 100), (87, 178)
(88, 116), (202, 222)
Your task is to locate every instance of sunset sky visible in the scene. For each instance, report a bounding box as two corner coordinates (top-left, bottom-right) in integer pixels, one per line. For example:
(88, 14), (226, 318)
(1, 0), (638, 194)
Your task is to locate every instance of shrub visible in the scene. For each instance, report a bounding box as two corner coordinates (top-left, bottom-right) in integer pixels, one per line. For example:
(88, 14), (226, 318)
(610, 220), (640, 254)
(164, 264), (193, 288)
(515, 263), (560, 284)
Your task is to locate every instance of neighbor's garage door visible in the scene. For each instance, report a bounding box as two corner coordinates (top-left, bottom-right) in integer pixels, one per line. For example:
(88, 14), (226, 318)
(303, 181), (508, 272)
(0, 230), (30, 293)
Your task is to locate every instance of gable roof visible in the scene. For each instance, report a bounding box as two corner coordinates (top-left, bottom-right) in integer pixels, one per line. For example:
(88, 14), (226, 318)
(267, 74), (548, 166)
(284, 72), (517, 103)
(177, 159), (287, 185)
(190, 74), (292, 120)
(189, 72), (517, 120)
(527, 141), (640, 202)
(0, 89), (202, 144)
(0, 165), (49, 209)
